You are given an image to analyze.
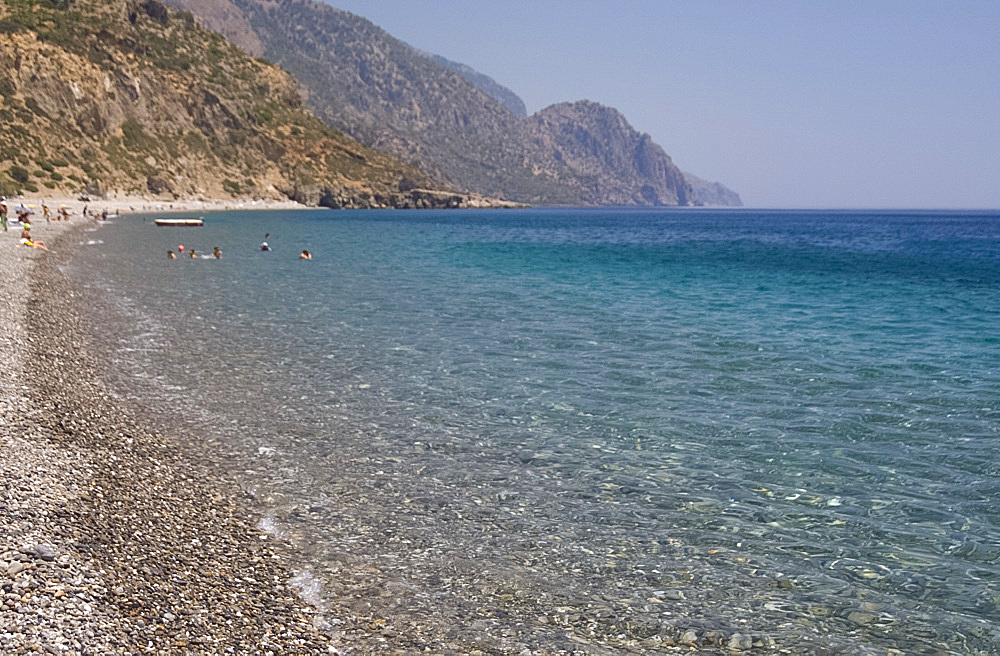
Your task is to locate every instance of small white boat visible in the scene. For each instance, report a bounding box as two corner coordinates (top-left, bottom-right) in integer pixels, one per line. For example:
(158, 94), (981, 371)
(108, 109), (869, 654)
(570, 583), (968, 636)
(154, 217), (204, 227)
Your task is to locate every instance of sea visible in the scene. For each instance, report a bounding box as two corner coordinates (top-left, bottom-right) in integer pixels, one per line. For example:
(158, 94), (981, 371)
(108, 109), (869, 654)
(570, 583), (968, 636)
(64, 208), (1000, 654)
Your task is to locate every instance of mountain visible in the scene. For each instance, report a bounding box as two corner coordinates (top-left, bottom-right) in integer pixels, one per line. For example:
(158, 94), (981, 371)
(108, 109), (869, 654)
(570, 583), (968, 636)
(527, 101), (690, 206)
(683, 172), (743, 207)
(423, 53), (527, 118)
(0, 0), (515, 208)
(165, 0), (726, 207)
(166, 0), (580, 205)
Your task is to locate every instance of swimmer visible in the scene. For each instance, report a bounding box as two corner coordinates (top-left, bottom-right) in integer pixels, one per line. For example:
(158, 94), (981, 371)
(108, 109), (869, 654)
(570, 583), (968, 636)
(299, 249), (312, 260)
(213, 246), (222, 259)
(178, 244), (185, 253)
(189, 249), (197, 258)
(167, 249), (177, 259)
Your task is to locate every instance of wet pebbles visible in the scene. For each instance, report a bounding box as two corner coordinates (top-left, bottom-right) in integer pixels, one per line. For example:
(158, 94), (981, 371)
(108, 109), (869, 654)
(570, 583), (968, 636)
(1, 223), (335, 654)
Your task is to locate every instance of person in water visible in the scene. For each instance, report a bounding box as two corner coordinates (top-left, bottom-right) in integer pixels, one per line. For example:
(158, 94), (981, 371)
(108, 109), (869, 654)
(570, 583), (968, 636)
(213, 246), (222, 259)
(189, 249), (197, 258)
(177, 244), (185, 254)
(167, 249), (177, 259)
(299, 249), (312, 260)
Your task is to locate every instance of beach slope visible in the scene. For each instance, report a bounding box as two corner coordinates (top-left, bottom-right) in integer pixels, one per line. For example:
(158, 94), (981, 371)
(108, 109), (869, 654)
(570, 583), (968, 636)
(0, 221), (334, 651)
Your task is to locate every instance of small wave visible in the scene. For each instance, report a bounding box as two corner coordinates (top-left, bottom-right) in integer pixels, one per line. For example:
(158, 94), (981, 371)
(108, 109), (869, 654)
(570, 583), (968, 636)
(258, 515), (288, 539)
(289, 570), (329, 611)
(81, 239), (104, 245)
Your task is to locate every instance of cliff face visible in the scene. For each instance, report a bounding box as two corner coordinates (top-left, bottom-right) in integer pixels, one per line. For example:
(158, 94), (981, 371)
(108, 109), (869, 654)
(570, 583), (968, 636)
(683, 171), (744, 207)
(166, 0), (710, 207)
(0, 0), (513, 208)
(528, 101), (691, 206)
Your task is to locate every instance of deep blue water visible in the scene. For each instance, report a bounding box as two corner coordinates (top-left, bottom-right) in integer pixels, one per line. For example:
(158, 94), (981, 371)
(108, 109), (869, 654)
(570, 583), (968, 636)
(67, 208), (1000, 654)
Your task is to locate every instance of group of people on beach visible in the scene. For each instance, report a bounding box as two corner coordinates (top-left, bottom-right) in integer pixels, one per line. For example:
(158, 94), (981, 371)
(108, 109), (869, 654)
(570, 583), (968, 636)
(1, 197), (49, 250)
(168, 234), (312, 260)
(2, 197), (118, 253)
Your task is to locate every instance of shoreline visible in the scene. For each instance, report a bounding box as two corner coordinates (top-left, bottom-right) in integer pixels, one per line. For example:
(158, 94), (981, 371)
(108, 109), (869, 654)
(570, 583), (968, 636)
(1, 218), (336, 652)
(6, 194), (311, 222)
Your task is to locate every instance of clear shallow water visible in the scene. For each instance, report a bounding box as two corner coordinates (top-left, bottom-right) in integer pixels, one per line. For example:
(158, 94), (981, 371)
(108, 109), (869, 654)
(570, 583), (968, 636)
(66, 209), (1000, 654)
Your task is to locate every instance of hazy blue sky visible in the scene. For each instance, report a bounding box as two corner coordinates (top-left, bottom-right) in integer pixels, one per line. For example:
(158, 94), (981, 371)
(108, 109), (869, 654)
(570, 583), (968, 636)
(322, 1), (1000, 208)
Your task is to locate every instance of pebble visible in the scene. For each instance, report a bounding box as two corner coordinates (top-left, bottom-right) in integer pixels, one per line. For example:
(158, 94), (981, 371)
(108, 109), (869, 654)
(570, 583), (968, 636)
(727, 632), (752, 651)
(1, 221), (336, 654)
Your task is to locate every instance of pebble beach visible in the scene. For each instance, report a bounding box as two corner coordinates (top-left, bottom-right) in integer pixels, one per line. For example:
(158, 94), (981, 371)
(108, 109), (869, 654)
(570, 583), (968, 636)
(1, 204), (336, 654)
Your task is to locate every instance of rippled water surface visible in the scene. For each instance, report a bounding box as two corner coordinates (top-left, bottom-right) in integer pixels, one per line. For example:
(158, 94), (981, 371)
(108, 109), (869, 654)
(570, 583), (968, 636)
(67, 209), (1000, 654)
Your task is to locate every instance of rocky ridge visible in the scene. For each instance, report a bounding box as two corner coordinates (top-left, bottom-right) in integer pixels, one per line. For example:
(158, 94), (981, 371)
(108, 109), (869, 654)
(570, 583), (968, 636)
(683, 171), (744, 207)
(0, 0), (520, 209)
(166, 0), (736, 207)
(527, 101), (691, 206)
(423, 51), (528, 118)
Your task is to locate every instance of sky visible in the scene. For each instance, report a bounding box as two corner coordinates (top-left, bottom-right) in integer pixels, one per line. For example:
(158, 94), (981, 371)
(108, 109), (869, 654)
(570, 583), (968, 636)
(321, 1), (1000, 209)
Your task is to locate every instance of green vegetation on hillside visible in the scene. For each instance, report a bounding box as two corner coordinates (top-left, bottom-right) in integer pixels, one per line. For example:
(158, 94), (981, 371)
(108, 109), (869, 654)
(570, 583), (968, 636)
(0, 0), (450, 206)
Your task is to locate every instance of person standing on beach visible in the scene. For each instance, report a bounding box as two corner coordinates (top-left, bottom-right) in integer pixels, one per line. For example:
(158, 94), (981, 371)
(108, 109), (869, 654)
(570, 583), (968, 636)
(0, 198), (7, 232)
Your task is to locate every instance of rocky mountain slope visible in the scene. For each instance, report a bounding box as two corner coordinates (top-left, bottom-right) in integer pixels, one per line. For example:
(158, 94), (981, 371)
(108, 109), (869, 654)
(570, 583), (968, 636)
(167, 0), (735, 207)
(423, 52), (528, 118)
(0, 0), (514, 208)
(527, 101), (690, 206)
(684, 171), (744, 207)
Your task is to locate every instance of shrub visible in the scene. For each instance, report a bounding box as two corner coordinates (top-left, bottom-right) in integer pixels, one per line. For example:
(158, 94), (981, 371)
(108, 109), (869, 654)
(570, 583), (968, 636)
(182, 131), (207, 152)
(121, 118), (154, 151)
(22, 182), (38, 192)
(254, 105), (274, 125)
(0, 175), (19, 196)
(8, 165), (30, 183)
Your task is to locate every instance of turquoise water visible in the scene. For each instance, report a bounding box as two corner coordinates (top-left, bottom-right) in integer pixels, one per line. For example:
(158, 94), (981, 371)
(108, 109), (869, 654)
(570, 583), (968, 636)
(68, 209), (1000, 654)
